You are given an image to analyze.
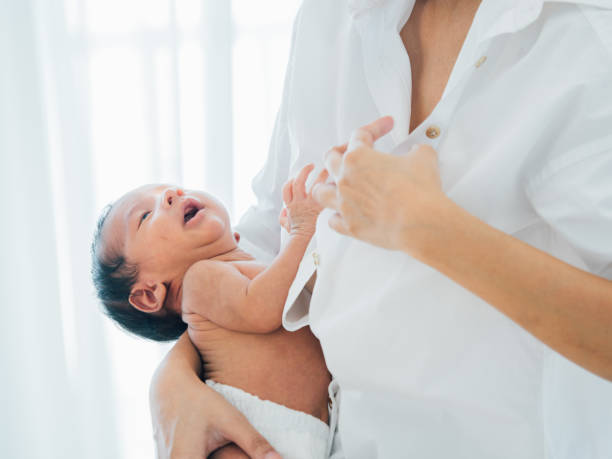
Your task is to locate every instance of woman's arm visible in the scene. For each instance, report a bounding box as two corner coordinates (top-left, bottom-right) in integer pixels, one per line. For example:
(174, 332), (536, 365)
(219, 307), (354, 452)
(410, 198), (612, 381)
(314, 116), (612, 381)
(149, 332), (280, 458)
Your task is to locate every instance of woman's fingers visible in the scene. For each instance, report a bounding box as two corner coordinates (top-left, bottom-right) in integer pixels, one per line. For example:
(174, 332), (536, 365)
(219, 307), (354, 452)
(220, 412), (281, 459)
(310, 168), (329, 192)
(313, 167), (330, 185)
(328, 212), (350, 236)
(209, 444), (251, 459)
(312, 183), (339, 211)
(324, 144), (347, 181)
(347, 116), (394, 150)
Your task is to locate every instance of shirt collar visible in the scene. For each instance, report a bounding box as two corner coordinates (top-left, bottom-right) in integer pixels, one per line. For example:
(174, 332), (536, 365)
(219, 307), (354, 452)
(348, 0), (612, 26)
(479, 0), (612, 42)
(347, 0), (387, 17)
(553, 0), (612, 8)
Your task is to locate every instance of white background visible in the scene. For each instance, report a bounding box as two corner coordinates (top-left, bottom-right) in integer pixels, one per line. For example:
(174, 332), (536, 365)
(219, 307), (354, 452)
(0, 0), (301, 457)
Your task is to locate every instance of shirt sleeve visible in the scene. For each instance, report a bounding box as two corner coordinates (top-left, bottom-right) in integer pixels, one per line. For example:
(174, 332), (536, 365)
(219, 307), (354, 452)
(524, 10), (612, 280)
(525, 147), (612, 280)
(234, 7), (302, 263)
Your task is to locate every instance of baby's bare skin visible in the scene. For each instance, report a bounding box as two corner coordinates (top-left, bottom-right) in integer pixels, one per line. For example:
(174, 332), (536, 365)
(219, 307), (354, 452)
(174, 164), (332, 424)
(102, 163), (331, 427)
(185, 259), (331, 423)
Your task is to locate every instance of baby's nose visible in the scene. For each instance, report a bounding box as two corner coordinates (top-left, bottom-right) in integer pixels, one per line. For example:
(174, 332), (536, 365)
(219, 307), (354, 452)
(164, 188), (183, 206)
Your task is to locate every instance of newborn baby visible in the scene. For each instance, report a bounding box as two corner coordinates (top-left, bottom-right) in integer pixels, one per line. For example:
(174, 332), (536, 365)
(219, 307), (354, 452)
(91, 164), (336, 458)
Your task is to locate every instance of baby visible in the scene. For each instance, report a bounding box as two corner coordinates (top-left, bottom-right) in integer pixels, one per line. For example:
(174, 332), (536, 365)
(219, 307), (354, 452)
(91, 164), (336, 458)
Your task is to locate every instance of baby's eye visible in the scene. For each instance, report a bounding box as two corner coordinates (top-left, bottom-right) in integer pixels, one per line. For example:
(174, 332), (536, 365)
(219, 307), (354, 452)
(139, 211), (151, 225)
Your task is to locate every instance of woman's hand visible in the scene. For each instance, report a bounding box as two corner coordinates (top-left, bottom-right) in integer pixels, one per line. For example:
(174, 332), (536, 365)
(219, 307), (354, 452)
(150, 333), (280, 459)
(313, 116), (448, 255)
(313, 118), (612, 382)
(209, 444), (251, 459)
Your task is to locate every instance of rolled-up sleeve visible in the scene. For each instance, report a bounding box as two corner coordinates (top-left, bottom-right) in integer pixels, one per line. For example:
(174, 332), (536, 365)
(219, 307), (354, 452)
(523, 42), (612, 279)
(525, 147), (612, 280)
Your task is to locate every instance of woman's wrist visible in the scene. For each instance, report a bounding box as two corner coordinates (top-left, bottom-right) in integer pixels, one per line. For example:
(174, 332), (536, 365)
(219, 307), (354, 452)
(398, 192), (462, 261)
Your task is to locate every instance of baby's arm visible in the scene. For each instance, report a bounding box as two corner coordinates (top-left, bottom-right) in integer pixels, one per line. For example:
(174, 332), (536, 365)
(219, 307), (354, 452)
(183, 164), (327, 333)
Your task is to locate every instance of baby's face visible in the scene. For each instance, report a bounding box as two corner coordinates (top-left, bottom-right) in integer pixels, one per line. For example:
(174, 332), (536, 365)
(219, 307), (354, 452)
(103, 184), (235, 280)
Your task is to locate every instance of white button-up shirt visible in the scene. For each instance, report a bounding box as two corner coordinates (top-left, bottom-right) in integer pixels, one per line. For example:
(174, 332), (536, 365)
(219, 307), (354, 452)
(236, 0), (612, 457)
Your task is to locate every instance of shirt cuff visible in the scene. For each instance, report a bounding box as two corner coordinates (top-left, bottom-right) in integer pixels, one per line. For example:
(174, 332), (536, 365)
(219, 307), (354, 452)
(282, 236), (317, 331)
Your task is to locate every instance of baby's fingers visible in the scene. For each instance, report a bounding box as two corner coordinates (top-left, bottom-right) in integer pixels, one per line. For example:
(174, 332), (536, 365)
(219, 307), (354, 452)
(282, 180), (294, 205)
(310, 168), (329, 192)
(293, 164), (315, 200)
(279, 208), (290, 233)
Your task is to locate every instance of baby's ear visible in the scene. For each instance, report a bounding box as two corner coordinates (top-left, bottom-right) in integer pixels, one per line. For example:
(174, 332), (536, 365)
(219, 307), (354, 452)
(129, 281), (167, 313)
(233, 231), (241, 243)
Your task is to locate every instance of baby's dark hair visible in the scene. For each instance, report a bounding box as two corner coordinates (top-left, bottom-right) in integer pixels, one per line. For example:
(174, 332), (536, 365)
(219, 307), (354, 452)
(91, 203), (187, 342)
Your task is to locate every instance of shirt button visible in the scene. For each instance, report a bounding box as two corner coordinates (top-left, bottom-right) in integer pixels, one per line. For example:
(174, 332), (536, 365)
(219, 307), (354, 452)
(312, 251), (320, 267)
(426, 125), (441, 139)
(475, 56), (487, 68)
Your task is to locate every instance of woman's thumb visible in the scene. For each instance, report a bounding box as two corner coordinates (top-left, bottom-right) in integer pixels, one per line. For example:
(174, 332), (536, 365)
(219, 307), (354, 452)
(225, 415), (282, 459)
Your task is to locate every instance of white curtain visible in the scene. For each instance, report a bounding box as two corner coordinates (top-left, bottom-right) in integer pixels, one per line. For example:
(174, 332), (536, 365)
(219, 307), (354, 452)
(0, 0), (300, 457)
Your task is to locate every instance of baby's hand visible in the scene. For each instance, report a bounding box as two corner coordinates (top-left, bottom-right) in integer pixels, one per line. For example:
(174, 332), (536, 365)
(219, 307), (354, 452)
(279, 164), (329, 237)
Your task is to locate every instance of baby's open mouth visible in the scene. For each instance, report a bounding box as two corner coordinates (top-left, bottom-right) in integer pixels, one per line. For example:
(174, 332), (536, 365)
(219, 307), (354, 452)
(182, 199), (203, 224)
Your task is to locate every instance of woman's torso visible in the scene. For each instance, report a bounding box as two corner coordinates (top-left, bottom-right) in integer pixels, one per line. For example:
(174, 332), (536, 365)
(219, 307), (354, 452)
(281, 0), (612, 457)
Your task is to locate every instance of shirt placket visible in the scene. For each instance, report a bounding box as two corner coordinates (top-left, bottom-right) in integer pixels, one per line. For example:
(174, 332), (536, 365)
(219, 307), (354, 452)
(394, 41), (496, 155)
(394, 12), (500, 154)
(353, 11), (472, 151)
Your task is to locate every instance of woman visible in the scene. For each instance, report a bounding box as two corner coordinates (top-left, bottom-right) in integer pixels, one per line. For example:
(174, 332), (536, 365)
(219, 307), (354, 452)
(151, 0), (612, 457)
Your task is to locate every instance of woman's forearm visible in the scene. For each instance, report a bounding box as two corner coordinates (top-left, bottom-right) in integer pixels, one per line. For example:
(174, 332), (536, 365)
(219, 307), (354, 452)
(149, 332), (204, 456)
(150, 332), (202, 399)
(411, 198), (612, 381)
(316, 117), (612, 380)
(162, 331), (202, 377)
(149, 332), (279, 458)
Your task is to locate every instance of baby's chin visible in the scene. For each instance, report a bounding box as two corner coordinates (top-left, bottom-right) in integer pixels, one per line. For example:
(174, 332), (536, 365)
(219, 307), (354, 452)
(192, 224), (238, 255)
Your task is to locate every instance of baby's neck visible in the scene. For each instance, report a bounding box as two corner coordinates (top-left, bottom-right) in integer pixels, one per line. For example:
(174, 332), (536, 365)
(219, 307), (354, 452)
(208, 246), (255, 263)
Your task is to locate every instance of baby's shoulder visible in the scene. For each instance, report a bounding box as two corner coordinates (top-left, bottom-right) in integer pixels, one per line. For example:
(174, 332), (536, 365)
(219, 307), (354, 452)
(183, 259), (237, 291)
(228, 259), (267, 280)
(184, 258), (223, 276)
(181, 260), (235, 317)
